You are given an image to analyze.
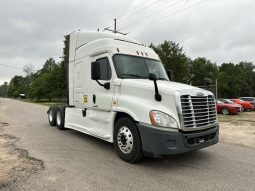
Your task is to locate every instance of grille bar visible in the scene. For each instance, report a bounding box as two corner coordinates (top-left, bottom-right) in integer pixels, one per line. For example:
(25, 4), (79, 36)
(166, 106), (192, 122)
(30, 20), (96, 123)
(180, 95), (217, 129)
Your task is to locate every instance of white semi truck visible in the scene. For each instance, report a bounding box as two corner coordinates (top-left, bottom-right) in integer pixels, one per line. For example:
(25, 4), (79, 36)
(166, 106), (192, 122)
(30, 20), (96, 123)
(47, 31), (219, 163)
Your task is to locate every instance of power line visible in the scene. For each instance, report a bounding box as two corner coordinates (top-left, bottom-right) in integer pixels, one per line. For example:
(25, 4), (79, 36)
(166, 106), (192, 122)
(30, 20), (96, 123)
(117, 0), (162, 25)
(101, 0), (155, 30)
(101, 0), (162, 33)
(101, 20), (114, 31)
(120, 0), (184, 31)
(128, 0), (208, 34)
(0, 63), (40, 71)
(0, 63), (23, 70)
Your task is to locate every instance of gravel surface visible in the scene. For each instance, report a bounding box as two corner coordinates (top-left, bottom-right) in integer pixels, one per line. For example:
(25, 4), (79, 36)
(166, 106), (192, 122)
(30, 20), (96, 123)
(219, 112), (255, 148)
(0, 98), (255, 191)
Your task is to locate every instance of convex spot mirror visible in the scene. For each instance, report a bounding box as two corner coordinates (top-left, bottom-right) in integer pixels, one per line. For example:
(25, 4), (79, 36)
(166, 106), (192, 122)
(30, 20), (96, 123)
(149, 73), (158, 81)
(203, 78), (212, 87)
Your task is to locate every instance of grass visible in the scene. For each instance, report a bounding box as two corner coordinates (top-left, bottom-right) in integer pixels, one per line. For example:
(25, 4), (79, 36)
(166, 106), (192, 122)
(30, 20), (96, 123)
(218, 111), (255, 124)
(15, 98), (66, 107)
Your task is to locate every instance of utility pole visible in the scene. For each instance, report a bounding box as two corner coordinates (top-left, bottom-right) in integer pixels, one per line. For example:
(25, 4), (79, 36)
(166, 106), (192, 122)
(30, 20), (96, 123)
(114, 18), (117, 33)
(216, 79), (218, 99)
(104, 18), (127, 35)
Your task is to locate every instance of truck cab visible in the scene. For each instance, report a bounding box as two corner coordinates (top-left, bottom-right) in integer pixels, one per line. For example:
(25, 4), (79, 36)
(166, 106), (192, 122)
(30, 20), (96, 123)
(48, 31), (219, 163)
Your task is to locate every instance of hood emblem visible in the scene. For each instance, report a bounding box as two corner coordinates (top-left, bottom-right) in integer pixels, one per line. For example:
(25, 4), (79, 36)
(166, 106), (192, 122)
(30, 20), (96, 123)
(197, 92), (204, 97)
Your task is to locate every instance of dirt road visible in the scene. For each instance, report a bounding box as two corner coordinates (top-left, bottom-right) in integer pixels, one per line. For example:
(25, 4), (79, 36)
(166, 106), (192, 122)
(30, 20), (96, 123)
(0, 98), (255, 191)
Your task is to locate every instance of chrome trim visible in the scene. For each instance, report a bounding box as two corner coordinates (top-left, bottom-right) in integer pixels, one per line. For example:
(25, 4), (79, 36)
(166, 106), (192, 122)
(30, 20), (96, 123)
(175, 90), (217, 132)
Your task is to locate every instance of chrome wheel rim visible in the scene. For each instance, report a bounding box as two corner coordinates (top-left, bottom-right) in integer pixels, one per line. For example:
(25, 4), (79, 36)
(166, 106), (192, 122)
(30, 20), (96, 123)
(117, 126), (133, 154)
(57, 111), (61, 125)
(48, 110), (53, 122)
(222, 108), (228, 115)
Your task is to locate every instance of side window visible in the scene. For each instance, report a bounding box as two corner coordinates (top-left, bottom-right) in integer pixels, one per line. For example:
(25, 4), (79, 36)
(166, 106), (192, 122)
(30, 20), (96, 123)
(96, 57), (112, 80)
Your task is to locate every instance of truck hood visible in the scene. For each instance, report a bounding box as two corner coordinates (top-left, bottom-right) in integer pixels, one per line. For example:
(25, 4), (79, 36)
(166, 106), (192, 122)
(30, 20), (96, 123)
(120, 79), (209, 95)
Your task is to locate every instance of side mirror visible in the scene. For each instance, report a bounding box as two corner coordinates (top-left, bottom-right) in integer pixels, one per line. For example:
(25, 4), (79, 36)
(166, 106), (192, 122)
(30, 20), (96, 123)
(149, 73), (158, 81)
(91, 61), (101, 80)
(167, 70), (173, 81)
(149, 73), (161, 102)
(91, 61), (110, 90)
(203, 78), (212, 87)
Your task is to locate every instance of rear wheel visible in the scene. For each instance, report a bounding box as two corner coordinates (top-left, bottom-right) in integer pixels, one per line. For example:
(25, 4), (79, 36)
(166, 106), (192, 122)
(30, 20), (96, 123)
(222, 107), (230, 115)
(114, 117), (143, 163)
(56, 107), (65, 130)
(48, 106), (57, 126)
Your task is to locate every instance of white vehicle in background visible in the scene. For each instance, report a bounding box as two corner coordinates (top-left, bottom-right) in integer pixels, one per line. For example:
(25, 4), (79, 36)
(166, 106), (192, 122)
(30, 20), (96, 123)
(47, 31), (219, 163)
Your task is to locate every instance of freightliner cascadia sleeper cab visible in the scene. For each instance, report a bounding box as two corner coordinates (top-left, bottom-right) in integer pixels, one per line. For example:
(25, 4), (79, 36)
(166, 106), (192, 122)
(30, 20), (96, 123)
(47, 31), (219, 163)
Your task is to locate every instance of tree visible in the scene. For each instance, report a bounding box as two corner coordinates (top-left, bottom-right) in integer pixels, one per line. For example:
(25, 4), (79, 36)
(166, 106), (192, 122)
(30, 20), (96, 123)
(23, 64), (34, 77)
(237, 62), (255, 96)
(150, 41), (191, 84)
(23, 64), (35, 95)
(0, 82), (8, 97)
(39, 57), (57, 74)
(29, 72), (55, 101)
(7, 76), (27, 98)
(28, 57), (67, 101)
(217, 62), (255, 98)
(190, 57), (218, 86)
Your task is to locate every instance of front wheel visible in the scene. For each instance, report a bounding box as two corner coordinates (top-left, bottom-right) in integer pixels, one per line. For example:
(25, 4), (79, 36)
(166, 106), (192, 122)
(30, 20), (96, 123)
(114, 117), (143, 163)
(222, 107), (230, 115)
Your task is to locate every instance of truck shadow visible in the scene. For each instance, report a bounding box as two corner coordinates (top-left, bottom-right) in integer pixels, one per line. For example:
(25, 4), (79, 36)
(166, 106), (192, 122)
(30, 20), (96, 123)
(140, 150), (214, 168)
(67, 129), (215, 169)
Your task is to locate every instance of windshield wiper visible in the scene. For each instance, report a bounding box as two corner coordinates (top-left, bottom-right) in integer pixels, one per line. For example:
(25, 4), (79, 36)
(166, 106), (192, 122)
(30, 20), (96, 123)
(120, 74), (147, 79)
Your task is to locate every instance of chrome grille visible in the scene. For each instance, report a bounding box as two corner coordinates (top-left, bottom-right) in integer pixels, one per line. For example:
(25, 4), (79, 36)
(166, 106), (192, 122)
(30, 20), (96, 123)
(180, 95), (217, 129)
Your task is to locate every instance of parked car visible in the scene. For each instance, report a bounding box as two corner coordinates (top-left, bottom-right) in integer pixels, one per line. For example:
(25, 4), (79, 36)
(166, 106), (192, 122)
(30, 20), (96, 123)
(218, 98), (244, 111)
(216, 100), (242, 115)
(230, 99), (254, 111)
(239, 97), (255, 108)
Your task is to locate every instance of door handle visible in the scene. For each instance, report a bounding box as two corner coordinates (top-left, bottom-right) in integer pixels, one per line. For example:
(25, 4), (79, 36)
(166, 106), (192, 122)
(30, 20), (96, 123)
(93, 94), (96, 104)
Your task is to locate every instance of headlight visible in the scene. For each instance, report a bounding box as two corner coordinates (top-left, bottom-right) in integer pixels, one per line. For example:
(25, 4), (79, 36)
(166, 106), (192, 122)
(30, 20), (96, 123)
(149, 110), (178, 128)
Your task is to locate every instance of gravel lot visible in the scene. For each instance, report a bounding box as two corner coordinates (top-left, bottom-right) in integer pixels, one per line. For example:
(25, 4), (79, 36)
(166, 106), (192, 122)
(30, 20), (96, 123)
(219, 112), (255, 148)
(0, 98), (255, 191)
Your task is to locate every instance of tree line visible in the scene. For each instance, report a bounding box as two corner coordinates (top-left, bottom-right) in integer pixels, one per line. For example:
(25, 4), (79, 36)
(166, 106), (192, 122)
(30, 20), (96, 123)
(0, 40), (254, 100)
(150, 41), (255, 98)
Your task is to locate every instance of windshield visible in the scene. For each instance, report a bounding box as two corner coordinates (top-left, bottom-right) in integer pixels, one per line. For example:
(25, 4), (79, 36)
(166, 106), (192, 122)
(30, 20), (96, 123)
(113, 54), (169, 80)
(217, 100), (223, 104)
(224, 99), (234, 104)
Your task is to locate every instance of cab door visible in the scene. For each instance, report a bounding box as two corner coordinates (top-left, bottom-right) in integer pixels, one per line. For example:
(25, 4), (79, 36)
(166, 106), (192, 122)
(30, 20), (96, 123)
(90, 54), (114, 110)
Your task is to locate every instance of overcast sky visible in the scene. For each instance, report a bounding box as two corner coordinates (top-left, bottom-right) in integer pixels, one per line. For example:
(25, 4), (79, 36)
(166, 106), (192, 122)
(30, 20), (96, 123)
(0, 0), (254, 85)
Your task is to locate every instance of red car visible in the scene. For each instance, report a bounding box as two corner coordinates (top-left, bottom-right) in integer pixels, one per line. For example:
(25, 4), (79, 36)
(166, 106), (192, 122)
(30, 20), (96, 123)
(230, 99), (254, 111)
(217, 100), (242, 115)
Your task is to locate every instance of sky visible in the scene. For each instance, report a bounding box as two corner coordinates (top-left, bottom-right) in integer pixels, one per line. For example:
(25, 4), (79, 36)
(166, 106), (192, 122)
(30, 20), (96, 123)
(0, 0), (254, 85)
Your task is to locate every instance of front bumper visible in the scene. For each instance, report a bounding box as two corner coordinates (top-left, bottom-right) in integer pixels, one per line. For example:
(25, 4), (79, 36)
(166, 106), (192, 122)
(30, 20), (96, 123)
(231, 107), (242, 113)
(137, 123), (219, 157)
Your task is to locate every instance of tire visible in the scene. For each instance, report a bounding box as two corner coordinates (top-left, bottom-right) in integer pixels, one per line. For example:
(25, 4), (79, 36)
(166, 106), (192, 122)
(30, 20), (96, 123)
(114, 117), (143, 163)
(48, 106), (57, 126)
(222, 107), (230, 115)
(56, 107), (66, 130)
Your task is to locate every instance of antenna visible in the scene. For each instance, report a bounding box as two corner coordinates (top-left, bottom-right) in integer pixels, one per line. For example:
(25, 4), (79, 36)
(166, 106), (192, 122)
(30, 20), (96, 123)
(103, 18), (128, 35)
